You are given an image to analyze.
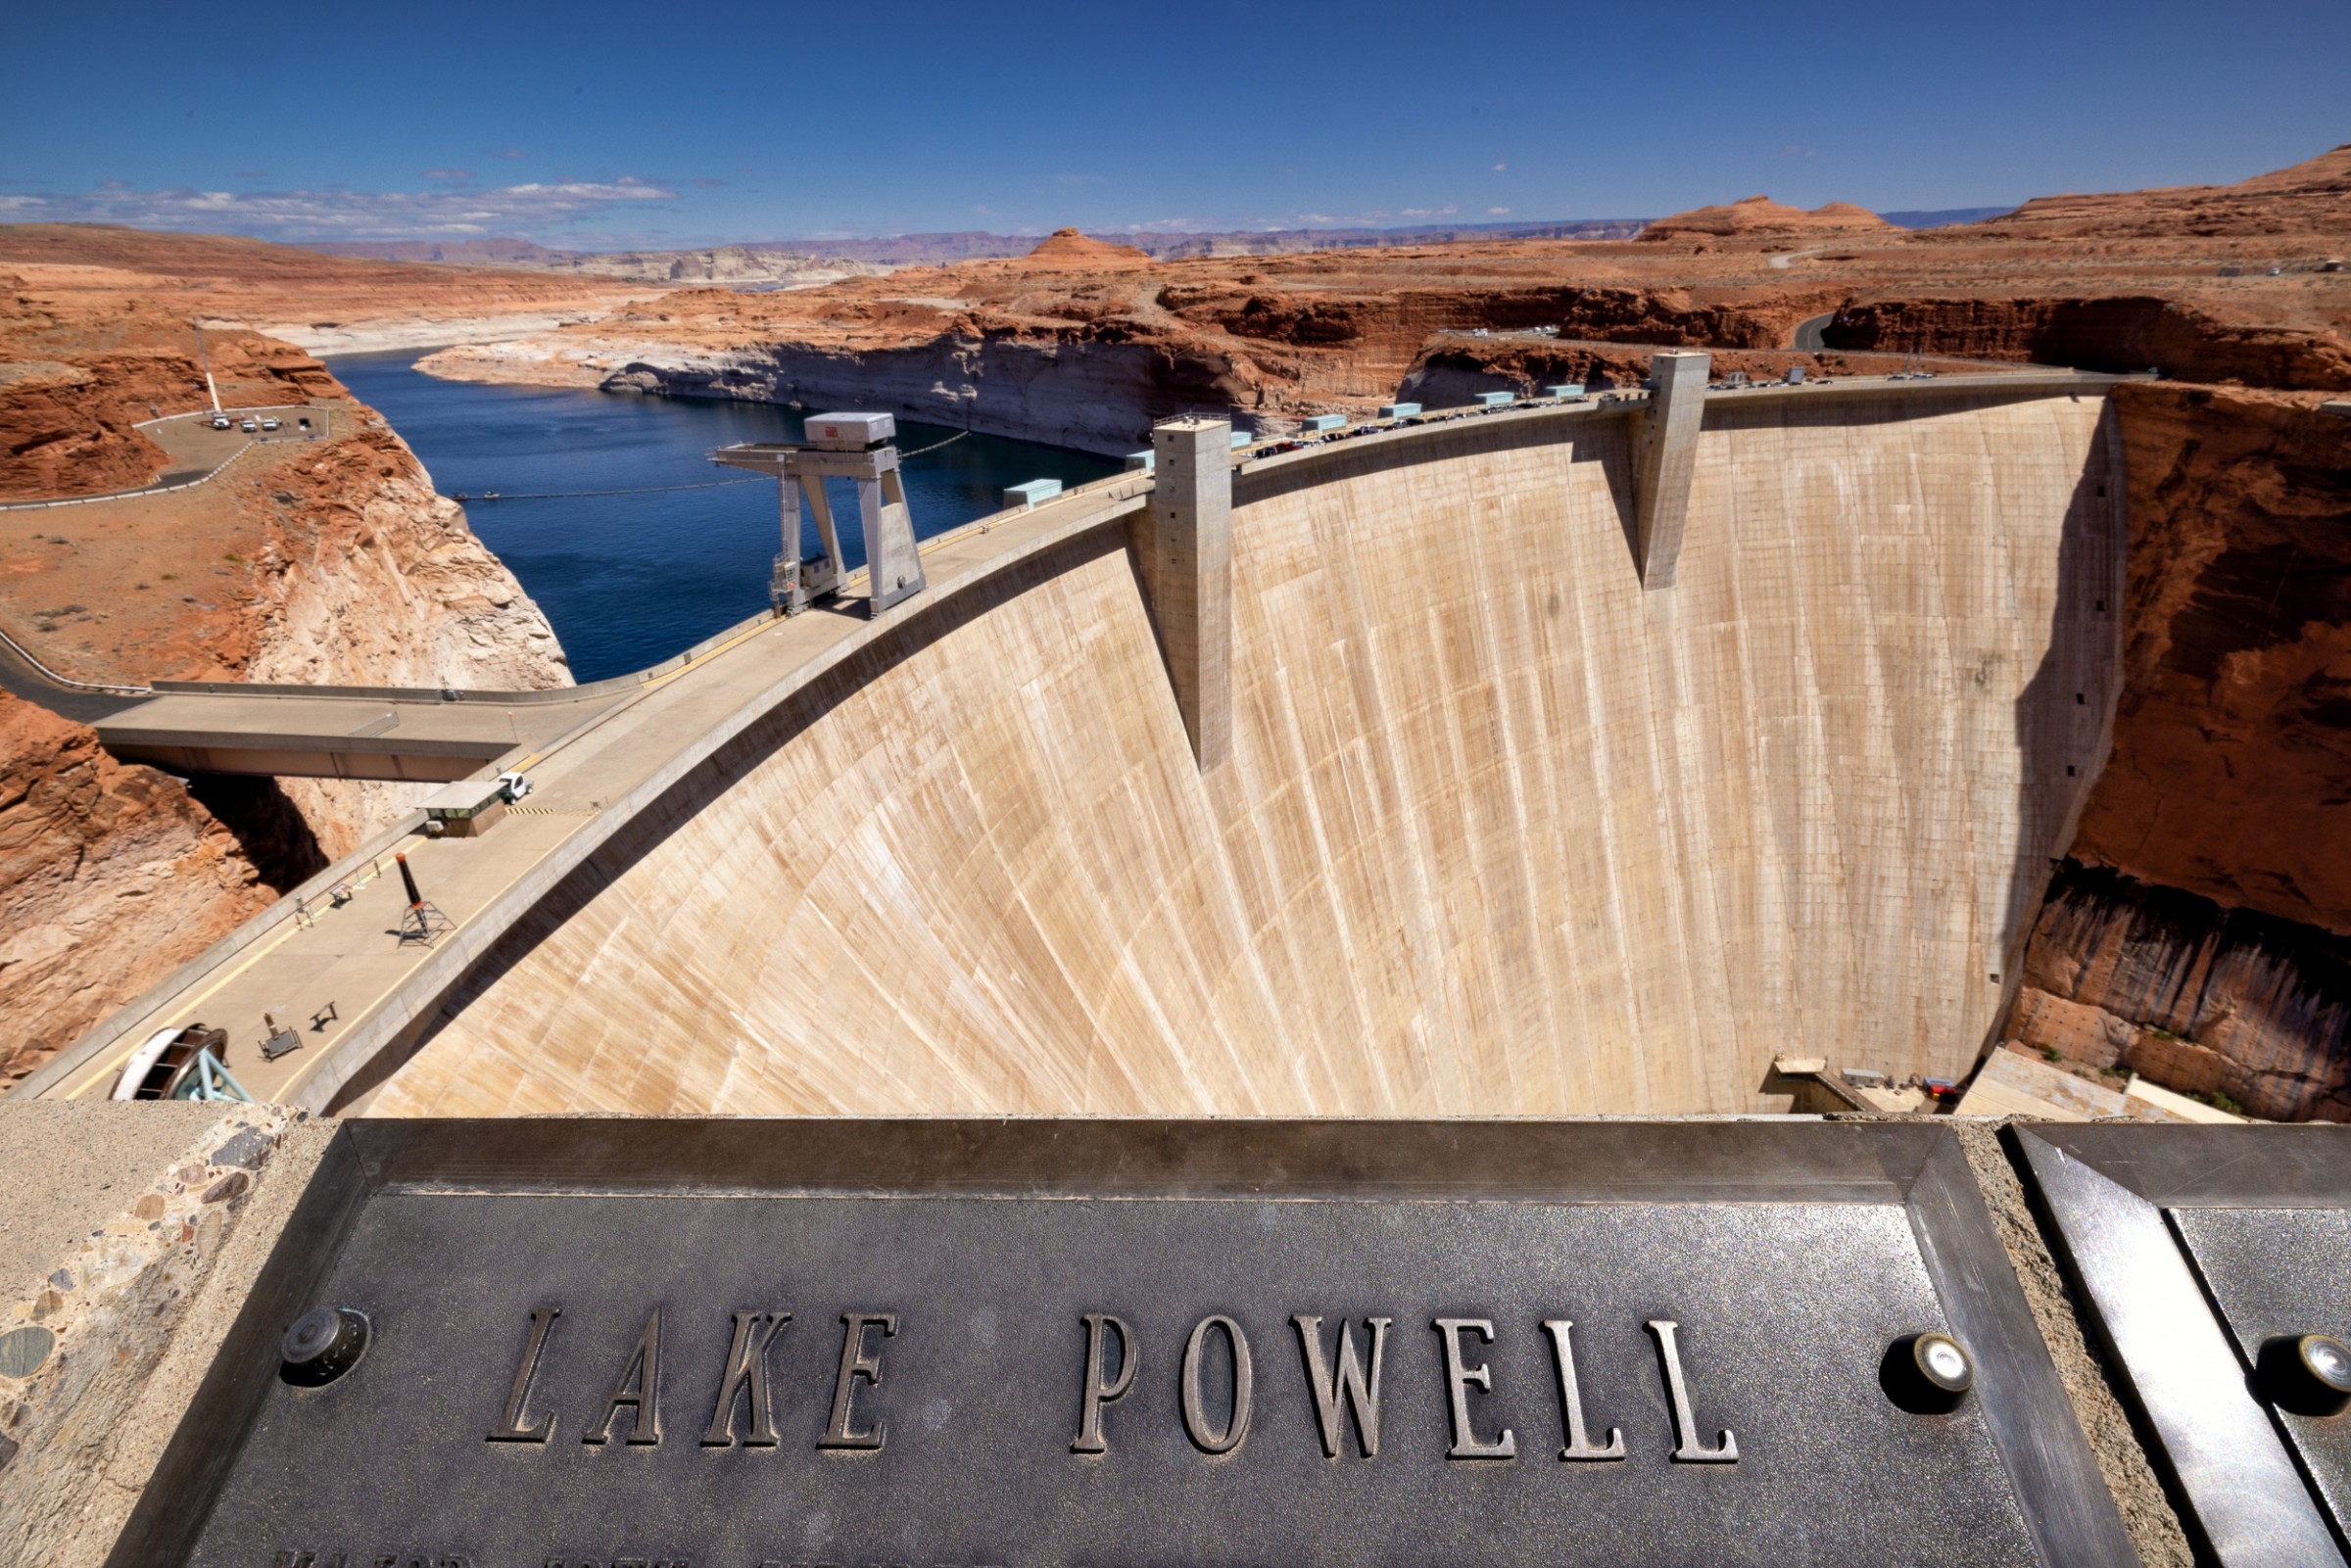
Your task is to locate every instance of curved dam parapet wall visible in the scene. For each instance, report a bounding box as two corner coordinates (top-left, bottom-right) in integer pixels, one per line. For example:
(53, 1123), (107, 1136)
(364, 386), (2124, 1116)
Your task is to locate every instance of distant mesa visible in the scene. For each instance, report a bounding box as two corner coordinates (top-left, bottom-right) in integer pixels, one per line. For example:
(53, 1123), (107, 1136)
(1953, 142), (2351, 240)
(1639, 194), (1897, 242)
(1019, 227), (1152, 268)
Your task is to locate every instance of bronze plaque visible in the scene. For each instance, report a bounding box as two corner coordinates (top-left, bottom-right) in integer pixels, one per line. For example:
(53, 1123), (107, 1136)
(138, 1120), (2131, 1568)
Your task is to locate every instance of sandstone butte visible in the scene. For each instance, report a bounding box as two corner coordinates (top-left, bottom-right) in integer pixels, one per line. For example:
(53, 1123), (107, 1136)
(1637, 194), (1896, 241)
(0, 141), (2346, 1117)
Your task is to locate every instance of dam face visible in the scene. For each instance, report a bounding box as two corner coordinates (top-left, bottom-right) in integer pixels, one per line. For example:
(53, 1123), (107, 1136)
(367, 389), (2123, 1117)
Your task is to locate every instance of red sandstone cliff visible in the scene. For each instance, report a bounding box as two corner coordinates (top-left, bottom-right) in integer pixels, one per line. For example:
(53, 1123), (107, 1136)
(0, 289), (342, 500)
(1821, 297), (2351, 391)
(2080, 385), (2351, 929)
(0, 693), (301, 1084)
(0, 263), (572, 1083)
(2010, 863), (2350, 1121)
(419, 271), (1834, 452)
(2007, 384), (2351, 1119)
(1944, 144), (2351, 243)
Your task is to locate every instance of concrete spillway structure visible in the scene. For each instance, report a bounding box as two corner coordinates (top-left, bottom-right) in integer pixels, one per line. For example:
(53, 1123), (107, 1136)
(356, 376), (2124, 1117)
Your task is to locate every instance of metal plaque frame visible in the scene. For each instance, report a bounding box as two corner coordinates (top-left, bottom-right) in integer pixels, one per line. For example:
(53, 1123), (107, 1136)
(2013, 1122), (2351, 1566)
(120, 1119), (2135, 1567)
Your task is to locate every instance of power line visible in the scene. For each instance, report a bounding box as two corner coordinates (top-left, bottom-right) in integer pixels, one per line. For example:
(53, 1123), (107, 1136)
(897, 429), (973, 458)
(457, 430), (976, 501)
(454, 477), (765, 501)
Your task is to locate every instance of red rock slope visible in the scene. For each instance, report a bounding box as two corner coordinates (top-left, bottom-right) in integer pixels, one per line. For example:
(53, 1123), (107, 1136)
(1950, 144), (2351, 241)
(0, 692), (298, 1086)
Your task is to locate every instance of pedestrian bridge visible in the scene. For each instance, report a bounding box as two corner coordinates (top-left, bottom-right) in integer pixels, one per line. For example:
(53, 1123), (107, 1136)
(14, 367), (2130, 1123)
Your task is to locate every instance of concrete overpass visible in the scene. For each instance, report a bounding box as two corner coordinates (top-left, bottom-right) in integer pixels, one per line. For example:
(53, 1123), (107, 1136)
(14, 366), (2133, 1118)
(93, 688), (604, 782)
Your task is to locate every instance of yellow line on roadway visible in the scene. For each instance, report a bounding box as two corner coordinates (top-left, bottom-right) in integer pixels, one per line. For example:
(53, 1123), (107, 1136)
(638, 615), (781, 691)
(62, 868), (377, 1100)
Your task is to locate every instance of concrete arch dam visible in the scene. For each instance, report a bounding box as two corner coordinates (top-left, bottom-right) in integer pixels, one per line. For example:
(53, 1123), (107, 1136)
(358, 375), (2123, 1117)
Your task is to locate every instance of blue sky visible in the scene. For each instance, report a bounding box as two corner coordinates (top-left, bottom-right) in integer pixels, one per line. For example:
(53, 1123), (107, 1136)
(3, 0), (2343, 248)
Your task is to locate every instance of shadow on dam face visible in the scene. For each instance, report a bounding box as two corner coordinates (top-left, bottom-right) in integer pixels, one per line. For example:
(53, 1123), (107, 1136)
(358, 390), (2127, 1117)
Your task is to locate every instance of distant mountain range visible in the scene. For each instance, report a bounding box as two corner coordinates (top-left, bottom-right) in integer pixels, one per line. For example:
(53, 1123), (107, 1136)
(302, 207), (2017, 276)
(872, 218), (1657, 262)
(304, 219), (1655, 271)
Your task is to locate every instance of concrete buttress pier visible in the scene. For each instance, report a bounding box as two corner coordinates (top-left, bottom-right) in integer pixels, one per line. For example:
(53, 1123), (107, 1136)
(1134, 416), (1233, 770)
(1633, 351), (1710, 588)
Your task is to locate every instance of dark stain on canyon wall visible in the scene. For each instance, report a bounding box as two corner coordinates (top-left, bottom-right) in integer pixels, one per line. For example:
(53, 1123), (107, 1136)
(2012, 860), (2351, 1121)
(2004, 384), (2351, 1120)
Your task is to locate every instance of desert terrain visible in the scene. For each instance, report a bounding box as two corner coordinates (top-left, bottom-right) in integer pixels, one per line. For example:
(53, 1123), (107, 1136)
(0, 225), (650, 356)
(415, 148), (2349, 451)
(0, 238), (578, 1082)
(1, 144), (2346, 1114)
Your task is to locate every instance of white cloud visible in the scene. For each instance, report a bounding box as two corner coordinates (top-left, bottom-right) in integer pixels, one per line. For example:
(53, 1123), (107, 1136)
(0, 178), (679, 241)
(1488, 206), (1511, 215)
(1492, 163), (1508, 171)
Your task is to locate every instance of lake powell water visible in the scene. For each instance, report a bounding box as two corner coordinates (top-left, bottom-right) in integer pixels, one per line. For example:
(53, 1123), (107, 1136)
(333, 353), (1120, 682)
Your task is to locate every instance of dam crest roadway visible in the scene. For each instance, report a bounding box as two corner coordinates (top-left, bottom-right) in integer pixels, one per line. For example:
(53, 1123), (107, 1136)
(10, 364), (2134, 1118)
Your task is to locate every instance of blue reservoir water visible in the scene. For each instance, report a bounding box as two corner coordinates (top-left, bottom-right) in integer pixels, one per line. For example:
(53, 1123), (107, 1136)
(332, 353), (1120, 682)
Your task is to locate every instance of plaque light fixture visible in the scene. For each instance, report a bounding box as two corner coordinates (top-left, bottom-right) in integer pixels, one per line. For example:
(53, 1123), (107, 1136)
(1882, 1331), (1975, 1413)
(2258, 1333), (2351, 1417)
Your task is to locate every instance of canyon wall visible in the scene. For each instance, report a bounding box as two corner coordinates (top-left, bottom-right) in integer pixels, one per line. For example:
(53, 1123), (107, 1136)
(2004, 384), (2351, 1118)
(1823, 298), (2350, 391)
(231, 415), (575, 856)
(0, 311), (571, 1082)
(0, 695), (296, 1085)
(415, 282), (1838, 453)
(597, 333), (1268, 456)
(367, 390), (2120, 1117)
(2009, 861), (2350, 1121)
(0, 305), (341, 501)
